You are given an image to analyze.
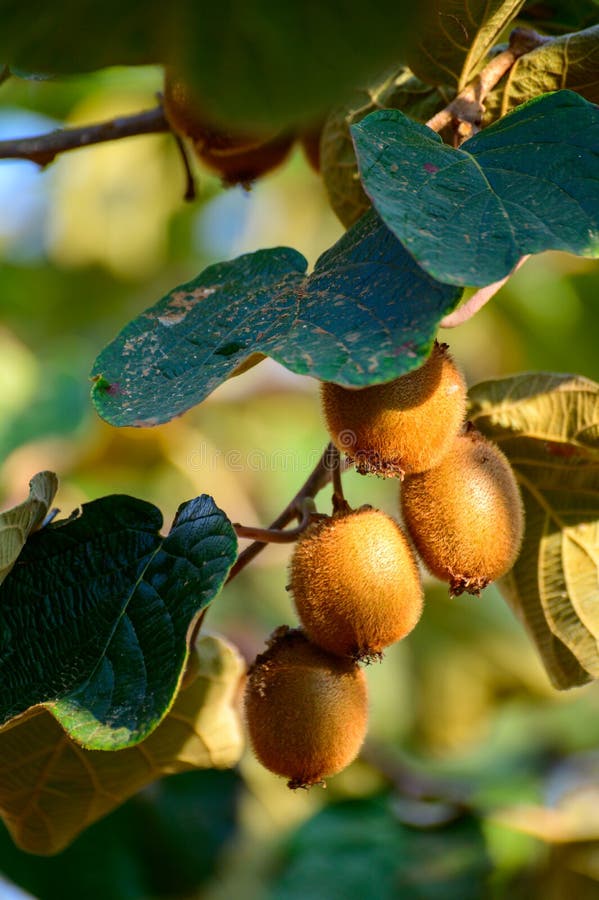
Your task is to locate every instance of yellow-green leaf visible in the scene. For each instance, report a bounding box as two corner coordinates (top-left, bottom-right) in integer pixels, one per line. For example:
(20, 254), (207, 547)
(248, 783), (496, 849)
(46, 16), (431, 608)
(468, 373), (599, 690)
(407, 0), (526, 90)
(321, 67), (451, 227)
(0, 633), (244, 855)
(0, 471), (58, 586)
(486, 25), (599, 121)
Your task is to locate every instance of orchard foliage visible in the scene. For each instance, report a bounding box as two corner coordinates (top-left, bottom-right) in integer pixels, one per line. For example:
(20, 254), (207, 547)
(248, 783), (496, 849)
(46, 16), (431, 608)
(0, 0), (598, 895)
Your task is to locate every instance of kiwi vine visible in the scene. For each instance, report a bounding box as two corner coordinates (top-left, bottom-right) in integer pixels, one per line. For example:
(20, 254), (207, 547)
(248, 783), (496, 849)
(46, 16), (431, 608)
(0, 6), (598, 878)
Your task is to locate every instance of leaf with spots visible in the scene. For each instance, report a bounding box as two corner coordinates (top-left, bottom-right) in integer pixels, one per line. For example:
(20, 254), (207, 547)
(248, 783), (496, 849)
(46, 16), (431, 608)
(0, 493), (237, 748)
(468, 372), (599, 689)
(0, 471), (57, 586)
(352, 90), (599, 286)
(406, 0), (526, 90)
(485, 25), (599, 122)
(91, 210), (462, 427)
(0, 633), (244, 855)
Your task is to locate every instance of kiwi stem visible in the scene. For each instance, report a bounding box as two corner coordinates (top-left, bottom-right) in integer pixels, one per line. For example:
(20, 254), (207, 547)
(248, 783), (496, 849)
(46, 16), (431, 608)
(171, 130), (198, 202)
(225, 442), (350, 583)
(425, 27), (548, 141)
(330, 444), (346, 509)
(233, 499), (316, 543)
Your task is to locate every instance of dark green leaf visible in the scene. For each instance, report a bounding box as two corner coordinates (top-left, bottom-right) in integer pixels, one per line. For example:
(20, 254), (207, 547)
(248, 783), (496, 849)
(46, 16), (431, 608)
(0, 472), (57, 586)
(270, 795), (491, 899)
(468, 373), (599, 689)
(521, 0), (599, 34)
(0, 494), (237, 748)
(91, 211), (462, 427)
(0, 1), (425, 131)
(353, 90), (599, 286)
(486, 25), (599, 120)
(406, 0), (526, 90)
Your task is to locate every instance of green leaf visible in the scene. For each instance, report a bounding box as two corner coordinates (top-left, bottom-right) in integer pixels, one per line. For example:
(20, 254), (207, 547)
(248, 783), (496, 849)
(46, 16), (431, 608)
(468, 373), (599, 690)
(270, 795), (491, 899)
(521, 0), (599, 34)
(406, 0), (526, 90)
(0, 1), (425, 131)
(321, 67), (452, 228)
(91, 210), (462, 427)
(0, 472), (57, 586)
(0, 769), (241, 899)
(0, 634), (243, 855)
(0, 494), (237, 748)
(486, 25), (599, 120)
(352, 90), (599, 286)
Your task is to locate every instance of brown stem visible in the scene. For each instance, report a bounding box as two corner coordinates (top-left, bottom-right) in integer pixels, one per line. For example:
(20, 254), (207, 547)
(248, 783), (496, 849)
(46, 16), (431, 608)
(172, 131), (197, 202)
(426, 27), (549, 138)
(440, 255), (530, 327)
(225, 442), (344, 584)
(0, 105), (170, 167)
(234, 500), (315, 544)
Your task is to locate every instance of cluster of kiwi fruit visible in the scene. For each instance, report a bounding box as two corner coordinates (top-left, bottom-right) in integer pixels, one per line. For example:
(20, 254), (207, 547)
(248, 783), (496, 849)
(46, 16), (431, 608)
(163, 71), (321, 187)
(244, 340), (525, 790)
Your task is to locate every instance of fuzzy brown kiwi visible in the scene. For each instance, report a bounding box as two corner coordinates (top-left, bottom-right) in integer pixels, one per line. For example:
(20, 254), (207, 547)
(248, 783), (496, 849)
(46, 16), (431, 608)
(163, 72), (293, 186)
(321, 341), (467, 478)
(289, 507), (423, 661)
(245, 627), (368, 789)
(400, 428), (524, 596)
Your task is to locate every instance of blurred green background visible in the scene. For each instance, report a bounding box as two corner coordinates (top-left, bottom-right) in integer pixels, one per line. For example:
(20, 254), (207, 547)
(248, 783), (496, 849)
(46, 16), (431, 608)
(0, 66), (598, 899)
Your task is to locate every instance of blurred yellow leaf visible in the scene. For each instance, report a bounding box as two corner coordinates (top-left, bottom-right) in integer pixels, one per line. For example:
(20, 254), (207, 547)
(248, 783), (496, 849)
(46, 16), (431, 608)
(0, 470), (57, 585)
(0, 633), (244, 855)
(468, 373), (599, 689)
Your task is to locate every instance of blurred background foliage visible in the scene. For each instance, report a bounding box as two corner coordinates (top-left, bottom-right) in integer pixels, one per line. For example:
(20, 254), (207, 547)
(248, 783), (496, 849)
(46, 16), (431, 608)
(0, 65), (598, 899)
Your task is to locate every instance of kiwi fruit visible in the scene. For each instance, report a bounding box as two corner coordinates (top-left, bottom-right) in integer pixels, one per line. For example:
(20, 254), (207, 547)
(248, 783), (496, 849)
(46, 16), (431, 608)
(163, 71), (293, 186)
(400, 428), (524, 596)
(245, 627), (368, 788)
(289, 507), (423, 660)
(321, 341), (467, 478)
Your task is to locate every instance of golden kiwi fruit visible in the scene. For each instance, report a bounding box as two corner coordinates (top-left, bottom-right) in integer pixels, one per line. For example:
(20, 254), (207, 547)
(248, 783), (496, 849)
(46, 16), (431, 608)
(245, 627), (368, 788)
(321, 341), (467, 478)
(289, 507), (423, 660)
(163, 71), (293, 186)
(400, 428), (524, 596)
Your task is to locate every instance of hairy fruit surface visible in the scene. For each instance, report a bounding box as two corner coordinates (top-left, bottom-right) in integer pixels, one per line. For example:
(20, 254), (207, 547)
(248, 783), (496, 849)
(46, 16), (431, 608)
(321, 341), (467, 477)
(400, 429), (525, 596)
(163, 72), (293, 185)
(244, 627), (368, 789)
(290, 508), (423, 660)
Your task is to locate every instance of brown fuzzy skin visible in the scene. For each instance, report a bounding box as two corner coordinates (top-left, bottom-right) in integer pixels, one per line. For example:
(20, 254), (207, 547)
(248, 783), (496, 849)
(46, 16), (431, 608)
(321, 342), (467, 478)
(163, 72), (293, 185)
(400, 429), (524, 596)
(245, 627), (368, 788)
(290, 508), (423, 660)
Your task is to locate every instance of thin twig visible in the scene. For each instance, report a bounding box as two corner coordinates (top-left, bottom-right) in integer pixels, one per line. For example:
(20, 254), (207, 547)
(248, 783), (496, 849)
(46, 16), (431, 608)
(0, 105), (170, 167)
(233, 500), (315, 544)
(426, 27), (549, 138)
(226, 443), (346, 584)
(440, 256), (529, 327)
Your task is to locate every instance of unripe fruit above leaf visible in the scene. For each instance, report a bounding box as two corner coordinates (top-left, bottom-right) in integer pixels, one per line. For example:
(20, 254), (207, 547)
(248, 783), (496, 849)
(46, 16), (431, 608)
(400, 428), (524, 596)
(244, 627), (368, 789)
(321, 341), (467, 478)
(163, 72), (293, 186)
(289, 507), (423, 660)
